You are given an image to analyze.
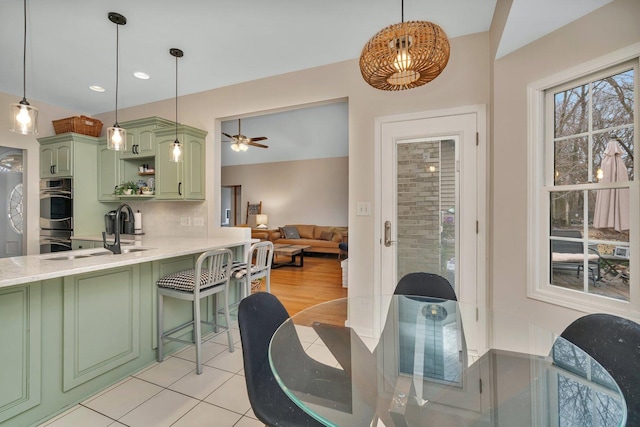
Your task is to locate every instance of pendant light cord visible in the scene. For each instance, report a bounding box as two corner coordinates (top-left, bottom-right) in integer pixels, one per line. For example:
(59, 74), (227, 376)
(175, 54), (178, 142)
(21, 0), (27, 102)
(114, 21), (120, 125)
(401, 0), (404, 23)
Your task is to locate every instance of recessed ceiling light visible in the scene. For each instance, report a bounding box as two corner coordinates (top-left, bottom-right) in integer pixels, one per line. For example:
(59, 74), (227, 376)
(134, 72), (150, 80)
(89, 85), (105, 92)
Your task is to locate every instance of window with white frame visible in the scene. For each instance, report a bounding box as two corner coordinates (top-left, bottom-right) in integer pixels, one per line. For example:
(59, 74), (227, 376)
(528, 48), (639, 316)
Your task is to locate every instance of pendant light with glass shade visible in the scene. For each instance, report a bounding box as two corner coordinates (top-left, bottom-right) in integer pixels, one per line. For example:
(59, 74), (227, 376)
(10, 0), (38, 135)
(107, 12), (127, 151)
(169, 48), (183, 162)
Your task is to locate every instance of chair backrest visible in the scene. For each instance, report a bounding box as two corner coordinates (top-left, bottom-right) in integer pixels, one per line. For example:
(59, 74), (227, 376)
(394, 272), (457, 301)
(194, 248), (233, 292)
(551, 229), (584, 254)
(247, 241), (274, 276)
(238, 292), (322, 426)
(560, 313), (640, 425)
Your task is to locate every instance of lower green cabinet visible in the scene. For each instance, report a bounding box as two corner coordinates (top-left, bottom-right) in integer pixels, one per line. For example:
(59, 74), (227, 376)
(63, 266), (140, 391)
(0, 284), (41, 424)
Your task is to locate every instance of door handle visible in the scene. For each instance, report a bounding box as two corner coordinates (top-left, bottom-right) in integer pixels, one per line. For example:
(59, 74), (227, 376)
(178, 182), (182, 196)
(384, 220), (395, 247)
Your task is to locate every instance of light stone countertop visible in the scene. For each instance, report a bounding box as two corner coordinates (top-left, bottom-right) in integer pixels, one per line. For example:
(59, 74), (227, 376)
(0, 235), (252, 289)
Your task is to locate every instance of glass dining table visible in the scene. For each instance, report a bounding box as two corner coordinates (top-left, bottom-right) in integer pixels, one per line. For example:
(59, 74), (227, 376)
(269, 296), (627, 427)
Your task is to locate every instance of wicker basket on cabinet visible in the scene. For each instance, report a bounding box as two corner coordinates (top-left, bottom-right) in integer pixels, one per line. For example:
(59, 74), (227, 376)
(52, 116), (103, 137)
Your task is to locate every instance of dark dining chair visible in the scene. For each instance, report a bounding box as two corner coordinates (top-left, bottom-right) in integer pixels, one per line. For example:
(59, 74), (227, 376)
(394, 272), (458, 301)
(560, 313), (640, 425)
(238, 292), (329, 427)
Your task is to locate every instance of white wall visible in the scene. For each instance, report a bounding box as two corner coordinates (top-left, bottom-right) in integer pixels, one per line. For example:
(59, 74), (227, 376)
(222, 156), (348, 227)
(490, 0), (640, 345)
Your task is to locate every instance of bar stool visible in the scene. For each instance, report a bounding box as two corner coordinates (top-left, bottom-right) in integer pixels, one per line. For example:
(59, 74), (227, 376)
(157, 248), (234, 374)
(232, 241), (274, 298)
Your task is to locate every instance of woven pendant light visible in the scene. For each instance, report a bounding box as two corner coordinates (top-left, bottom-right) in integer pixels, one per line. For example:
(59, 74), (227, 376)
(359, 1), (450, 91)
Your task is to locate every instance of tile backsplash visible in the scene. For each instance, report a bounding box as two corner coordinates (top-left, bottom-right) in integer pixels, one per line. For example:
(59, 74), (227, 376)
(120, 201), (208, 237)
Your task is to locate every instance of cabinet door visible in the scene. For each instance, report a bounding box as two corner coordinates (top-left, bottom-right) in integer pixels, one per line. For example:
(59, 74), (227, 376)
(39, 141), (73, 178)
(0, 284), (41, 423)
(120, 125), (156, 159)
(63, 266), (140, 391)
(184, 134), (205, 200)
(39, 145), (55, 178)
(54, 141), (73, 176)
(155, 136), (184, 200)
(97, 142), (121, 201)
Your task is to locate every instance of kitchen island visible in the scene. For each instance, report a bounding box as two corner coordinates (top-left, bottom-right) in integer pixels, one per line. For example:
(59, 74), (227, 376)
(0, 232), (252, 427)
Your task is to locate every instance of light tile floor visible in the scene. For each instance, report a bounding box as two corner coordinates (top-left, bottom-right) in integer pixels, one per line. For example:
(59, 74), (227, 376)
(38, 324), (337, 427)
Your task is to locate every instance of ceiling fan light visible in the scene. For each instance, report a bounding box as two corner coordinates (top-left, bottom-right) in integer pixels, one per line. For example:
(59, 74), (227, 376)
(231, 142), (240, 152)
(240, 143), (249, 152)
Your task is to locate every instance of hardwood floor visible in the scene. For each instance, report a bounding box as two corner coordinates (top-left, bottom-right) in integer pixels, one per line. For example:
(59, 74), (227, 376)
(267, 254), (348, 316)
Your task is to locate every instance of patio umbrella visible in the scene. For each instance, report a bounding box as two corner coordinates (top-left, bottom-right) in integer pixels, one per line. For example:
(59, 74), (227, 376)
(593, 140), (630, 232)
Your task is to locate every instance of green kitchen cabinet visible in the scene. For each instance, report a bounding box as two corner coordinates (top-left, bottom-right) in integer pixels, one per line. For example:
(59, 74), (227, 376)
(62, 265), (140, 391)
(38, 133), (105, 235)
(39, 138), (72, 178)
(154, 125), (207, 200)
(0, 284), (41, 424)
(119, 117), (173, 159)
(97, 138), (122, 202)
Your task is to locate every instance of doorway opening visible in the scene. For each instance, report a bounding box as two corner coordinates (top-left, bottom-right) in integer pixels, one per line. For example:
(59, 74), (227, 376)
(221, 185), (241, 226)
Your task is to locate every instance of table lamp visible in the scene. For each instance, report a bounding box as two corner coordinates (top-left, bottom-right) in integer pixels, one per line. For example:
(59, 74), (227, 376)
(256, 214), (268, 229)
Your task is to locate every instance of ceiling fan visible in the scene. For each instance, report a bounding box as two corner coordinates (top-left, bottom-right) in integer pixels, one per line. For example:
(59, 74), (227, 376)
(222, 119), (268, 152)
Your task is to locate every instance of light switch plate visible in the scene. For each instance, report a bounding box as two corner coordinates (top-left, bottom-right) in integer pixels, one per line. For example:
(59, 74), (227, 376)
(356, 202), (371, 216)
(180, 217), (191, 226)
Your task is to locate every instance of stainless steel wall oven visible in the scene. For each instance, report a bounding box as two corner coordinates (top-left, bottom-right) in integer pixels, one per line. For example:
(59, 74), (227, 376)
(40, 178), (73, 252)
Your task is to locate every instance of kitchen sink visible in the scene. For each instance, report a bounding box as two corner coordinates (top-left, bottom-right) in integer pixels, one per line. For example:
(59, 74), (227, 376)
(46, 254), (91, 261)
(42, 247), (153, 260)
(120, 247), (151, 253)
(88, 250), (112, 256)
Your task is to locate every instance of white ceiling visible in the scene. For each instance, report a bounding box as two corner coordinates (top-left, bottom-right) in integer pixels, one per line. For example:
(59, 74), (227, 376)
(0, 0), (610, 115)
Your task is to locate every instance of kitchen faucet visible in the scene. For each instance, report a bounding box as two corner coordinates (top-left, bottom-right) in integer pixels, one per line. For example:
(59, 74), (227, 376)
(102, 203), (135, 254)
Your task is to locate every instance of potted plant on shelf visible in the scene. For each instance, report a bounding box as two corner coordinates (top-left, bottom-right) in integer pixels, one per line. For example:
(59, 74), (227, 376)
(114, 181), (137, 196)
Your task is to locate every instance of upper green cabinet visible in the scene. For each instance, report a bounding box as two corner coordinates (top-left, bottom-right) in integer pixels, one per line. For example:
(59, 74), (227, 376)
(39, 138), (73, 178)
(155, 125), (207, 200)
(97, 138), (121, 201)
(39, 133), (99, 180)
(97, 118), (207, 202)
(119, 117), (173, 159)
(39, 133), (105, 235)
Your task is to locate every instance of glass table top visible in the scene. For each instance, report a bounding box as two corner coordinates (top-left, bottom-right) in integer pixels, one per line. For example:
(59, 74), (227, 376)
(268, 296), (627, 427)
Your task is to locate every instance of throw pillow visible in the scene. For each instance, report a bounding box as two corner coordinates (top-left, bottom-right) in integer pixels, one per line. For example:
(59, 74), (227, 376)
(280, 226), (300, 239)
(320, 230), (334, 241)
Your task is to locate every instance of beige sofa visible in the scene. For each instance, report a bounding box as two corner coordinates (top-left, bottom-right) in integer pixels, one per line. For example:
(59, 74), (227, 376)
(266, 224), (348, 256)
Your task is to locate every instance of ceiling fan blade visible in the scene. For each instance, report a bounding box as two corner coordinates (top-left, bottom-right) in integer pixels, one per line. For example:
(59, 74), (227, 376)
(248, 136), (268, 142)
(222, 132), (235, 140)
(248, 141), (269, 149)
